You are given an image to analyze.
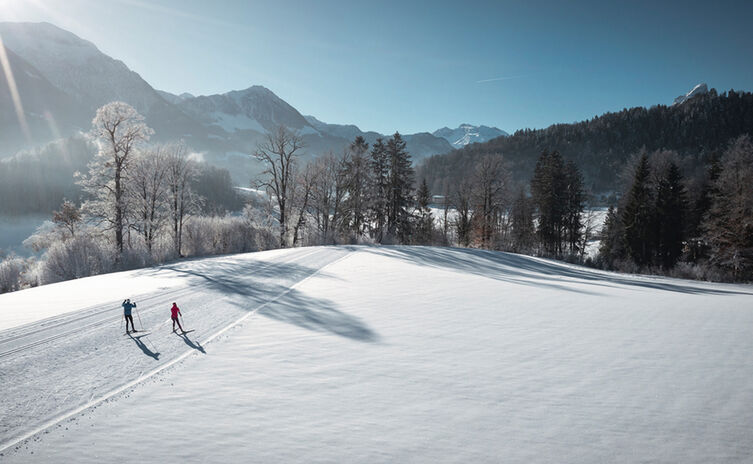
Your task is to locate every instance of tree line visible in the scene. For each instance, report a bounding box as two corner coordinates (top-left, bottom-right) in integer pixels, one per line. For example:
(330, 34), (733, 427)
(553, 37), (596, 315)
(1, 102), (276, 293)
(599, 135), (753, 281)
(419, 88), (753, 195)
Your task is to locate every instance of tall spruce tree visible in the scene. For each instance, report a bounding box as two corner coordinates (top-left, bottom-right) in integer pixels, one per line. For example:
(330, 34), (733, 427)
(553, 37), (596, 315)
(655, 162), (687, 269)
(563, 161), (585, 255)
(385, 133), (414, 243)
(621, 153), (655, 266)
(341, 136), (371, 238)
(414, 178), (434, 245)
(369, 138), (389, 242)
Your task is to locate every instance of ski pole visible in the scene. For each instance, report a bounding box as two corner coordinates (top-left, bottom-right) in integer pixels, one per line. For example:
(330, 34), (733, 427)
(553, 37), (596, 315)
(120, 312), (124, 331)
(135, 304), (145, 331)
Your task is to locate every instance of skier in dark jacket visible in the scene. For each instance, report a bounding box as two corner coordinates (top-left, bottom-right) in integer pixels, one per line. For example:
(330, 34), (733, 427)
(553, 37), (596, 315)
(122, 299), (137, 333)
(171, 302), (184, 333)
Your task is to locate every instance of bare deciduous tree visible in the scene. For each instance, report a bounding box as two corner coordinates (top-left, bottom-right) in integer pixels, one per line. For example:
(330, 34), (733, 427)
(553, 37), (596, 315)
(253, 126), (304, 247)
(165, 143), (200, 257)
(79, 102), (153, 255)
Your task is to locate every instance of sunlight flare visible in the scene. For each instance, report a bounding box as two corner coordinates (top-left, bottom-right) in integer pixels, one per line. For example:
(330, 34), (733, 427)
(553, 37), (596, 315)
(0, 33), (31, 143)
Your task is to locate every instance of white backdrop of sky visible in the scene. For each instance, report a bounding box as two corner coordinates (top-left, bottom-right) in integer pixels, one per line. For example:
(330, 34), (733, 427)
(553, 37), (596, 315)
(0, 0), (751, 134)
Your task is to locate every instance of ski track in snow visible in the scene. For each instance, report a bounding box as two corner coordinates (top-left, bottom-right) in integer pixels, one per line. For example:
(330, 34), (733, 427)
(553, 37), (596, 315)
(0, 246), (351, 452)
(1, 245), (753, 463)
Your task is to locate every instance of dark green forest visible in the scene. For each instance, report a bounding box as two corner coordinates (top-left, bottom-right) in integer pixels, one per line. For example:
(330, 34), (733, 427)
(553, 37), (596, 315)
(418, 88), (753, 195)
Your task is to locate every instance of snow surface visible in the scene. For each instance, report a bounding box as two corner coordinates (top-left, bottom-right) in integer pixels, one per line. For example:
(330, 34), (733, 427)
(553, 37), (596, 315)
(2, 246), (753, 463)
(209, 111), (268, 133)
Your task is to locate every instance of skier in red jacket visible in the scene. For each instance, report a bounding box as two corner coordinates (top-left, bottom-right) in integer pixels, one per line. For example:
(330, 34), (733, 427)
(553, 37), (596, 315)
(171, 302), (184, 333)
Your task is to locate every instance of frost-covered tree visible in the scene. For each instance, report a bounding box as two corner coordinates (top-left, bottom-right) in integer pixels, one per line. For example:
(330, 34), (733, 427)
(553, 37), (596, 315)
(78, 102), (153, 255)
(254, 127), (304, 247)
(52, 199), (82, 239)
(128, 145), (169, 254)
(310, 153), (347, 244)
(165, 143), (201, 257)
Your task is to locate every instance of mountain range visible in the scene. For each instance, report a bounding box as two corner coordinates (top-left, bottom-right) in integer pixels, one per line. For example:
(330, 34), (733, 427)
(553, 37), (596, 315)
(0, 22), (506, 182)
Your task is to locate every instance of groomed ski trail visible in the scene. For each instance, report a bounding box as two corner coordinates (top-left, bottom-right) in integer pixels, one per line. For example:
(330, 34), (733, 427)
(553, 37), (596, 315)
(0, 246), (354, 452)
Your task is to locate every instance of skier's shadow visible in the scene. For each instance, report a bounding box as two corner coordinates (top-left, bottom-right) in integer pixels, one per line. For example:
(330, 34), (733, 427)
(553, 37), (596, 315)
(128, 333), (160, 360)
(179, 332), (206, 354)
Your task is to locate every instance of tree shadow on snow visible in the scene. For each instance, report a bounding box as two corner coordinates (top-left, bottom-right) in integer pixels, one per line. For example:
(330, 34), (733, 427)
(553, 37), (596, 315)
(254, 288), (380, 343)
(128, 333), (160, 360)
(363, 246), (753, 296)
(140, 250), (378, 343)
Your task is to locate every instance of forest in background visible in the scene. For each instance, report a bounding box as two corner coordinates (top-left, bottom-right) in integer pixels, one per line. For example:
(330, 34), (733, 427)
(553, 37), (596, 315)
(418, 88), (753, 196)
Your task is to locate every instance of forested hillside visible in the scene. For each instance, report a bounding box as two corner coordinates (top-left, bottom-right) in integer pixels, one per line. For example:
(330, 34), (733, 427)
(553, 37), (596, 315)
(418, 88), (753, 194)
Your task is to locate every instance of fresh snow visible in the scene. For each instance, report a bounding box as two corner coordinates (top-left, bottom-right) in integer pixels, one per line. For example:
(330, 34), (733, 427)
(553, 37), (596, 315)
(673, 83), (708, 105)
(1, 246), (753, 463)
(209, 111), (268, 133)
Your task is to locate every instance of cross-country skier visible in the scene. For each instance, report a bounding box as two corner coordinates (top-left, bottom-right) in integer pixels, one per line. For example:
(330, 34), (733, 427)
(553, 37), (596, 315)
(123, 299), (137, 334)
(171, 302), (184, 333)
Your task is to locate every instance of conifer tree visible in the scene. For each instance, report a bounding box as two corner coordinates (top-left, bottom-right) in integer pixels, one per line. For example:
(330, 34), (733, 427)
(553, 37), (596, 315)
(414, 178), (434, 245)
(621, 153), (655, 266)
(655, 162), (687, 269)
(368, 138), (389, 242)
(385, 133), (414, 243)
(341, 136), (371, 238)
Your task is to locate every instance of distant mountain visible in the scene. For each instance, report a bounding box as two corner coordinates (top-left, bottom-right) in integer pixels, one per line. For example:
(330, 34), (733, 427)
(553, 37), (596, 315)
(419, 85), (753, 195)
(0, 21), (484, 183)
(673, 83), (708, 106)
(433, 124), (508, 148)
(0, 22), (161, 114)
(304, 116), (455, 159)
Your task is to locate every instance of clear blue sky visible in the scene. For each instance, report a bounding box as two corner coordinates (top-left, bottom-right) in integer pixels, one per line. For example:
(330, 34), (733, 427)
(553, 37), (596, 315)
(1, 0), (752, 134)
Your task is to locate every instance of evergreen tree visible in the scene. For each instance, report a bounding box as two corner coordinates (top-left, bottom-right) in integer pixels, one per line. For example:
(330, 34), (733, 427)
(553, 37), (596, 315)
(655, 162), (687, 269)
(414, 178), (434, 245)
(621, 153), (655, 266)
(369, 138), (389, 243)
(385, 133), (414, 243)
(563, 161), (585, 255)
(597, 205), (622, 268)
(341, 136), (371, 239)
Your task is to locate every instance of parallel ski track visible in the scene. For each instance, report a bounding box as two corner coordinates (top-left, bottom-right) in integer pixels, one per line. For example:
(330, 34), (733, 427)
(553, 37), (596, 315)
(0, 246), (354, 454)
(0, 248), (319, 359)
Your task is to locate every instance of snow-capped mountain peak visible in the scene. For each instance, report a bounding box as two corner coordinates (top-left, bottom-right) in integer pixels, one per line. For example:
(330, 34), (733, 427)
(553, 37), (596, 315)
(432, 124), (508, 148)
(673, 83), (708, 105)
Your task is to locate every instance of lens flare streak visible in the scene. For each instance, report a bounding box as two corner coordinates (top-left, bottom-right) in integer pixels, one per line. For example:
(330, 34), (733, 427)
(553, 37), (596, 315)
(0, 33), (32, 143)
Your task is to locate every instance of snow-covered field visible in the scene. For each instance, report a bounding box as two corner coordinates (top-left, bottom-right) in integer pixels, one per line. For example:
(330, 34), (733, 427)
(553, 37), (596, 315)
(1, 245), (752, 463)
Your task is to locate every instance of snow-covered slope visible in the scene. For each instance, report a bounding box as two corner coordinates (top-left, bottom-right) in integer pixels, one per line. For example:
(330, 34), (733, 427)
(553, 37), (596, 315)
(2, 246), (752, 463)
(433, 123), (508, 148)
(0, 22), (163, 113)
(178, 86), (314, 134)
(673, 83), (708, 105)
